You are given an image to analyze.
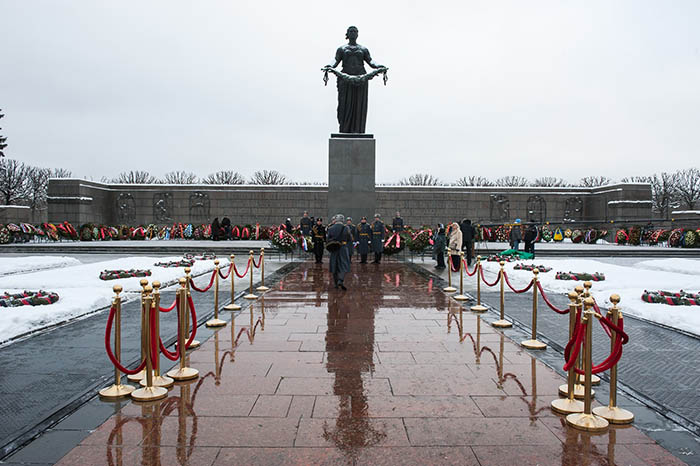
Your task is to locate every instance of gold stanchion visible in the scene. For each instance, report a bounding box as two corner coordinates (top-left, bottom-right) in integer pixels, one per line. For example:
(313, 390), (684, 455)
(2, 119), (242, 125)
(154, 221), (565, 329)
(131, 285), (168, 402)
(167, 280), (199, 381)
(244, 250), (258, 300)
(128, 279), (151, 382)
(183, 267), (200, 348)
(224, 254), (241, 311)
(256, 248), (270, 292)
(578, 281), (600, 386)
(99, 285), (135, 398)
(206, 260), (227, 328)
(443, 248), (457, 292)
(141, 281), (174, 388)
(492, 261), (512, 328)
(522, 269), (546, 350)
(566, 298), (609, 432)
(593, 294), (634, 424)
(470, 256), (487, 312)
(454, 251), (468, 301)
(552, 291), (584, 413)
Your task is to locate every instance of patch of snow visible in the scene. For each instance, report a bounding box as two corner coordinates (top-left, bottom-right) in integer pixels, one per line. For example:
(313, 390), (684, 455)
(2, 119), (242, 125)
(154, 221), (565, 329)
(0, 256), (82, 276)
(0, 256), (228, 343)
(482, 258), (700, 336)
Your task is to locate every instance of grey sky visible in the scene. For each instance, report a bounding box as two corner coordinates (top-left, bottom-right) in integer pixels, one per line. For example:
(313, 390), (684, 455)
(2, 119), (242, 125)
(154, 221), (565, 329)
(2, 1), (699, 184)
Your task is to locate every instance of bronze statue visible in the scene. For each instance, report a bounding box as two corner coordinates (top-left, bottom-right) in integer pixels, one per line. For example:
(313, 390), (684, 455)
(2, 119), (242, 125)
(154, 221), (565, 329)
(322, 26), (388, 134)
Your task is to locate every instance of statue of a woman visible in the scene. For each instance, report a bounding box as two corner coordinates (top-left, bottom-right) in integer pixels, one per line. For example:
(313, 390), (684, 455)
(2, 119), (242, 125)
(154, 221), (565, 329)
(323, 26), (387, 134)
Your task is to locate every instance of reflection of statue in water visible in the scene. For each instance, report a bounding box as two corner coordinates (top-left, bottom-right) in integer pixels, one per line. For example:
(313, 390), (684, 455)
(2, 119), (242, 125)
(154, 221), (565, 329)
(322, 26), (388, 134)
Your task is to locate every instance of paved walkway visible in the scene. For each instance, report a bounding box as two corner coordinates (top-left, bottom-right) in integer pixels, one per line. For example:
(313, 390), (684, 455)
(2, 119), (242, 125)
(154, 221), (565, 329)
(0, 259), (287, 460)
(39, 262), (681, 465)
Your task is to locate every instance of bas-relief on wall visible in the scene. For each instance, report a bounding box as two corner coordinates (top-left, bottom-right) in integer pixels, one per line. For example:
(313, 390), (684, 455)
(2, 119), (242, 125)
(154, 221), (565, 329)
(489, 195), (509, 222)
(153, 193), (173, 223)
(115, 193), (135, 223)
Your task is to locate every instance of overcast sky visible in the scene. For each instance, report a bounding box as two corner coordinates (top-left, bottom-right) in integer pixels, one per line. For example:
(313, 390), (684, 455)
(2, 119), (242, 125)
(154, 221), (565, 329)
(2, 1), (699, 184)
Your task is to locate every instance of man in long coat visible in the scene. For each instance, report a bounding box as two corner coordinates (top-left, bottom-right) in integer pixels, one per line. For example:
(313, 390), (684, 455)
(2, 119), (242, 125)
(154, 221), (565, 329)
(392, 211), (404, 233)
(300, 211), (313, 236)
(345, 217), (356, 262)
(356, 216), (372, 264)
(311, 218), (326, 264)
(327, 214), (352, 289)
(371, 213), (385, 264)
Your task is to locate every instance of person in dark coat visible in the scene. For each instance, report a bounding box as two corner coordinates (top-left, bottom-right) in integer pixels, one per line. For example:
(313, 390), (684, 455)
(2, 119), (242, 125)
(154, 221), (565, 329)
(460, 218), (476, 265)
(371, 213), (385, 264)
(300, 211), (313, 236)
(356, 216), (372, 263)
(220, 217), (232, 240)
(392, 211), (404, 233)
(284, 218), (294, 233)
(434, 224), (446, 269)
(327, 214), (352, 289)
(345, 217), (356, 261)
(311, 218), (326, 264)
(211, 218), (221, 241)
(524, 223), (539, 257)
(509, 218), (522, 250)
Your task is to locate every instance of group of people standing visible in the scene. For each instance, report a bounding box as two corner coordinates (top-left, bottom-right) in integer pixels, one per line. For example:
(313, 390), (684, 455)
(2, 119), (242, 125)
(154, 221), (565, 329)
(432, 219), (477, 271)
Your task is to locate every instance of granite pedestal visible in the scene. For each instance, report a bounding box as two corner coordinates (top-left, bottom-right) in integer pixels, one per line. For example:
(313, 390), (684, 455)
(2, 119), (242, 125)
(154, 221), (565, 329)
(327, 133), (376, 222)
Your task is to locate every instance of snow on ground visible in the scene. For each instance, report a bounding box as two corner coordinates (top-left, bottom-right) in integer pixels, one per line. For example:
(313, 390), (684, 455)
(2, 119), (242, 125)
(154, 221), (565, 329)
(0, 256), (82, 276)
(481, 258), (700, 336)
(0, 256), (228, 343)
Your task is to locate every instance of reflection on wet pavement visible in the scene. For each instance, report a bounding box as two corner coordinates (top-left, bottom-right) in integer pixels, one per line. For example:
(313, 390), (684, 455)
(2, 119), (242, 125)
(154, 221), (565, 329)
(56, 263), (683, 465)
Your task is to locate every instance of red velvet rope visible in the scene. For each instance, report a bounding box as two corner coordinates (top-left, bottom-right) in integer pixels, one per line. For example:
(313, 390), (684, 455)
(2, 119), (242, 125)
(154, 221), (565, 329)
(463, 259), (477, 277)
(563, 314), (586, 372)
(104, 305), (147, 375)
(450, 258), (460, 273)
(536, 281), (569, 314)
(564, 314), (628, 375)
(218, 264), (232, 279)
(159, 297), (177, 312)
(159, 297), (181, 361)
(503, 272), (534, 294)
(149, 303), (159, 371)
(480, 266), (501, 287)
(189, 270), (216, 293)
(592, 301), (612, 337)
(252, 253), (262, 269)
(234, 258), (251, 278)
(185, 294), (197, 348)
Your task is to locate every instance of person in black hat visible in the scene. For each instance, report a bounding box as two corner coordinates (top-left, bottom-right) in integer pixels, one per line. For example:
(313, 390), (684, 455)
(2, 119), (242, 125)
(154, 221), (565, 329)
(311, 217), (326, 264)
(371, 213), (385, 264)
(326, 214), (352, 289)
(356, 216), (372, 264)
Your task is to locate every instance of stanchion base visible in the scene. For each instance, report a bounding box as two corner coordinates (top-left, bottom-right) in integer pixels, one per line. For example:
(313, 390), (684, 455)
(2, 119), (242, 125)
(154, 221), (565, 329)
(206, 318), (227, 328)
(256, 285), (270, 292)
(592, 406), (634, 424)
(470, 304), (487, 313)
(453, 294), (469, 301)
(99, 383), (135, 399)
(187, 340), (200, 349)
(131, 386), (168, 402)
(558, 383), (591, 400)
(551, 397), (584, 415)
(577, 374), (601, 386)
(566, 413), (609, 432)
(521, 339), (547, 350)
(244, 294), (258, 300)
(443, 286), (457, 293)
(140, 375), (174, 388)
(491, 319), (512, 328)
(224, 303), (241, 311)
(166, 367), (199, 381)
(126, 370), (146, 382)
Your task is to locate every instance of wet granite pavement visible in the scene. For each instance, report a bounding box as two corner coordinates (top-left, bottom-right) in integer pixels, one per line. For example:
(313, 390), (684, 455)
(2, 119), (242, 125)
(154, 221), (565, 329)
(0, 259), (287, 461)
(8, 261), (687, 465)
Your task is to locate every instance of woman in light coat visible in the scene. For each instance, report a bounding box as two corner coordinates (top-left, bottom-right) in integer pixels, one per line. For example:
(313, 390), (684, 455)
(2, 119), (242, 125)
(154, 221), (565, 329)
(448, 222), (463, 271)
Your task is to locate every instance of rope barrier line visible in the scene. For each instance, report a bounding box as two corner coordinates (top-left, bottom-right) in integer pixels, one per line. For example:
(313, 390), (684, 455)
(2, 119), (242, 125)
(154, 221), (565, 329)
(234, 258), (251, 278)
(502, 271), (534, 294)
(185, 295), (198, 348)
(105, 305), (148, 375)
(159, 298), (182, 361)
(592, 300), (613, 337)
(462, 259), (478, 277)
(563, 312), (627, 375)
(218, 263), (233, 280)
(536, 282), (570, 314)
(252, 253), (263, 269)
(159, 297), (177, 312)
(479, 266), (501, 287)
(189, 270), (216, 293)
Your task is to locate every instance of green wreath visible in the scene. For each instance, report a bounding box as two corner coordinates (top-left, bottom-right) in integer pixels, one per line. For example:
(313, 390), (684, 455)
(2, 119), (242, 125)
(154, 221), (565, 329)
(99, 269), (152, 280)
(555, 271), (605, 281)
(0, 290), (60, 307)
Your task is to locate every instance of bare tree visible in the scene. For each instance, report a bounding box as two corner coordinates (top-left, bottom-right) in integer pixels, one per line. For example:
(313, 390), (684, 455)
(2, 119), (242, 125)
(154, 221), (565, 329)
(579, 176), (612, 187)
(50, 168), (72, 178)
(112, 170), (156, 184)
(494, 176), (529, 187)
(162, 170), (198, 184)
(0, 110), (7, 158)
(0, 159), (31, 205)
(26, 167), (50, 210)
(249, 170), (288, 185)
(532, 177), (569, 187)
(398, 173), (442, 186)
(202, 170), (246, 185)
(675, 167), (700, 210)
(455, 176), (493, 186)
